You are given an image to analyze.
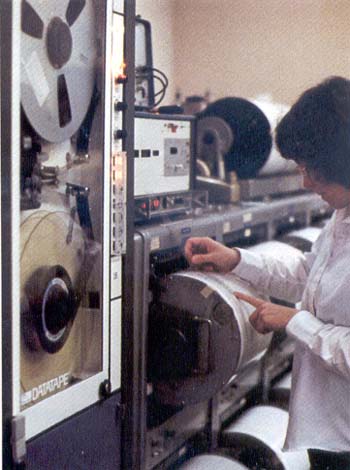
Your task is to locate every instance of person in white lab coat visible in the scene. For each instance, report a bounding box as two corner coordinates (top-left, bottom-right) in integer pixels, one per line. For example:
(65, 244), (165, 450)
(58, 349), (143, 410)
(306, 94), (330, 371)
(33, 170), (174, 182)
(185, 76), (350, 469)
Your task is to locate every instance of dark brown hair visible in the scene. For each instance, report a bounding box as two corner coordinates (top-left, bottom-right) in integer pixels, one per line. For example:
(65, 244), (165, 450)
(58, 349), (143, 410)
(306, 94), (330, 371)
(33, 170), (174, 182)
(276, 76), (350, 188)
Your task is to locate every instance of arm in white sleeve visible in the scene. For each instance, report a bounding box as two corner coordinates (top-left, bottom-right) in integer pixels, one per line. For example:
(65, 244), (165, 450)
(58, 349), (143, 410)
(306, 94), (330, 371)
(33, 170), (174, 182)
(287, 310), (350, 380)
(233, 248), (314, 303)
(233, 219), (333, 303)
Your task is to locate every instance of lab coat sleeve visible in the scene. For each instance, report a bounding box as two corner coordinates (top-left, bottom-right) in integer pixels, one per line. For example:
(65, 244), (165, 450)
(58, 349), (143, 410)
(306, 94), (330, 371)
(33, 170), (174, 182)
(232, 217), (333, 303)
(233, 248), (315, 304)
(287, 310), (350, 380)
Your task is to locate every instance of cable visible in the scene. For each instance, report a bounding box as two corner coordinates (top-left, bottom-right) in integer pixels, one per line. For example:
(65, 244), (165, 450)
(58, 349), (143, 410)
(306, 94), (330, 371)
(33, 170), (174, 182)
(152, 75), (167, 107)
(150, 67), (169, 88)
(153, 75), (167, 96)
(135, 66), (169, 108)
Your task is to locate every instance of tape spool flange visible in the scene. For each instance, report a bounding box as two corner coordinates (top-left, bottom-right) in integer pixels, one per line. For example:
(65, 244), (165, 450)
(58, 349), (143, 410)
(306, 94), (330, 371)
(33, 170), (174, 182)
(21, 0), (97, 143)
(20, 211), (97, 404)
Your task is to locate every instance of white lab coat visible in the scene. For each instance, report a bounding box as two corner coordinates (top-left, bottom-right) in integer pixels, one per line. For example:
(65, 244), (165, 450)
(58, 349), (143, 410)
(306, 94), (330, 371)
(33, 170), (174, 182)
(234, 207), (350, 452)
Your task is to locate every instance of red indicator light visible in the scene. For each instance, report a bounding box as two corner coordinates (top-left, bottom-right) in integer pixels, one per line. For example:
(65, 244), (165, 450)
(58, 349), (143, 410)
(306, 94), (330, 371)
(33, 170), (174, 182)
(166, 123), (178, 133)
(152, 199), (161, 209)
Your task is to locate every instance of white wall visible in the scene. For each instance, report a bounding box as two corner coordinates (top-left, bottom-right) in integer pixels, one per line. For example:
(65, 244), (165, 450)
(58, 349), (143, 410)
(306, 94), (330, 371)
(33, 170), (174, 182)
(137, 0), (350, 106)
(173, 0), (350, 105)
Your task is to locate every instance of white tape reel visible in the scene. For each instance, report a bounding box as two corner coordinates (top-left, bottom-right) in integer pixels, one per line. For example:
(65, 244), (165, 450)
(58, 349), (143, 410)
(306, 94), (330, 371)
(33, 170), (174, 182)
(21, 0), (97, 143)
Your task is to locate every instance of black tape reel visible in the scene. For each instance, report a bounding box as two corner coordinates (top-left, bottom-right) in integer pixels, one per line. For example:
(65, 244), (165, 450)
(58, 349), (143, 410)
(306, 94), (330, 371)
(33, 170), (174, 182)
(199, 97), (272, 178)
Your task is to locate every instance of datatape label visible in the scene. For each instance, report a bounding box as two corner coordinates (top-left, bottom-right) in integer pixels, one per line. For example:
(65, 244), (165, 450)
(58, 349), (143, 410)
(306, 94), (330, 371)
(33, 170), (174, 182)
(21, 372), (70, 406)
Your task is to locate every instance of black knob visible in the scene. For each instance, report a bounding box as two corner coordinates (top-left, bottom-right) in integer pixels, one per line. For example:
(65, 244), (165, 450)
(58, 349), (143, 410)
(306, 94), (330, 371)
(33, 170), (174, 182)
(114, 129), (127, 140)
(114, 101), (128, 112)
(99, 379), (112, 398)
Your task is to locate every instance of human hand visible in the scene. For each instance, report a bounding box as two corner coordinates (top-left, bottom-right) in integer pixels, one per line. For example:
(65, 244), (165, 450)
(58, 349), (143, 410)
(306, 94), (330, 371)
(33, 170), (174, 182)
(184, 237), (241, 273)
(234, 291), (299, 334)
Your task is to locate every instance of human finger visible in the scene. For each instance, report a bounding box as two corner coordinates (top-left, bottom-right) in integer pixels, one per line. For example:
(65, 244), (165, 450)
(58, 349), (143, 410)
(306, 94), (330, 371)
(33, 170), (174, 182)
(249, 311), (270, 334)
(249, 310), (259, 325)
(199, 262), (216, 272)
(249, 310), (264, 333)
(234, 291), (265, 308)
(190, 250), (218, 266)
(184, 238), (209, 260)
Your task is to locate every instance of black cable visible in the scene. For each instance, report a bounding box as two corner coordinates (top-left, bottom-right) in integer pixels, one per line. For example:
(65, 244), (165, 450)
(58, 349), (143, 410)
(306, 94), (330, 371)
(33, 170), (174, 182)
(153, 75), (167, 97)
(152, 74), (168, 106)
(153, 81), (167, 107)
(150, 67), (169, 88)
(135, 66), (169, 108)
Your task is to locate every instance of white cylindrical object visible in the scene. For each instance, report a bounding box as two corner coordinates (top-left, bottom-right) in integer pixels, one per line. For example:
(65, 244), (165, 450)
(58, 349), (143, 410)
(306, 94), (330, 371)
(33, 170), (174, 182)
(179, 454), (249, 470)
(221, 405), (309, 469)
(248, 240), (303, 260)
(149, 271), (273, 406)
(21, 0), (97, 143)
(178, 271), (273, 371)
(283, 227), (322, 244)
(252, 98), (296, 176)
(279, 226), (322, 253)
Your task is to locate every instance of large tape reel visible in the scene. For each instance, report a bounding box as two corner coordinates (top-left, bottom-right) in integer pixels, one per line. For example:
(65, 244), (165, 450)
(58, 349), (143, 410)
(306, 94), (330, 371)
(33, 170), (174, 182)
(252, 98), (296, 176)
(178, 454), (249, 469)
(20, 210), (101, 406)
(148, 271), (272, 407)
(248, 240), (303, 261)
(279, 226), (322, 253)
(21, 0), (97, 143)
(220, 405), (309, 469)
(198, 97), (272, 179)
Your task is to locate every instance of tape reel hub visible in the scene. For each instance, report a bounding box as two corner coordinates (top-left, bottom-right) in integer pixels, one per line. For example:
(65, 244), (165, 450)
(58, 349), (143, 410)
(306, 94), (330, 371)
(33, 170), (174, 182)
(46, 17), (72, 69)
(42, 270), (73, 336)
(24, 265), (76, 353)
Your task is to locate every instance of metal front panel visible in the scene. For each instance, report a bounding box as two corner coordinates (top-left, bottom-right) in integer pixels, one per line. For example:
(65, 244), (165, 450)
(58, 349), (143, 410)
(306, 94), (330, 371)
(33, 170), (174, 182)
(113, 0), (124, 13)
(0, 23), (3, 463)
(26, 392), (122, 470)
(134, 217), (218, 469)
(3, 0), (118, 442)
(1, 1), (17, 464)
(109, 7), (129, 395)
(111, 11), (127, 257)
(134, 116), (192, 196)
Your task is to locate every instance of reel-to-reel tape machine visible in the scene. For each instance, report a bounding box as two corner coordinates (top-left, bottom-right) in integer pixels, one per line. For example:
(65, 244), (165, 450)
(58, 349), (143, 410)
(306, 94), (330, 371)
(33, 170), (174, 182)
(19, 0), (108, 420)
(2, 1), (134, 468)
